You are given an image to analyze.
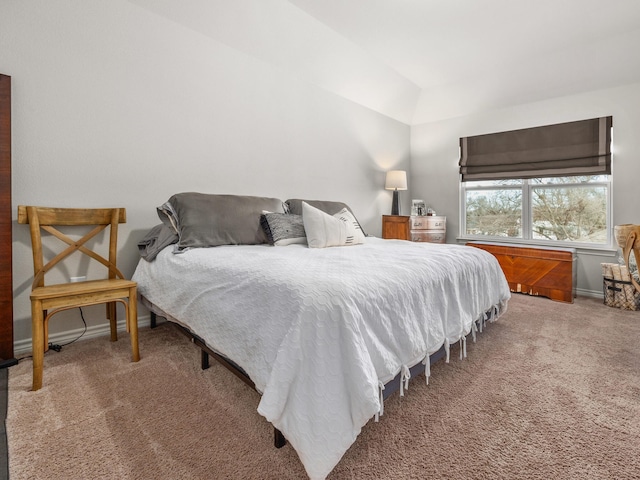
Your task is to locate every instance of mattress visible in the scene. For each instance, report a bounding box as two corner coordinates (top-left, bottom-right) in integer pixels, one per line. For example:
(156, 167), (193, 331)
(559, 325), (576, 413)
(132, 237), (511, 479)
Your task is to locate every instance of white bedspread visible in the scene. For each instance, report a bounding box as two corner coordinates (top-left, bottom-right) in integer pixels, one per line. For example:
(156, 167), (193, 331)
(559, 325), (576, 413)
(132, 237), (510, 479)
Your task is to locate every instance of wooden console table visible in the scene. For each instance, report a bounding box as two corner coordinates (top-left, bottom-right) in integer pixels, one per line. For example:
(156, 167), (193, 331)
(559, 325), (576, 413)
(467, 242), (577, 303)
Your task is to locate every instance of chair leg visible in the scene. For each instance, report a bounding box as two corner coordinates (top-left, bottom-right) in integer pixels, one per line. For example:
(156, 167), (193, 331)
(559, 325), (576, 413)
(129, 287), (140, 362)
(125, 301), (131, 333)
(43, 310), (50, 352)
(107, 302), (117, 342)
(31, 301), (45, 391)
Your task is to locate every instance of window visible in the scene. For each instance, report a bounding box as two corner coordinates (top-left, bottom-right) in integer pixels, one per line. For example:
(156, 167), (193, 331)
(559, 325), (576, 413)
(461, 175), (611, 247)
(458, 117), (613, 248)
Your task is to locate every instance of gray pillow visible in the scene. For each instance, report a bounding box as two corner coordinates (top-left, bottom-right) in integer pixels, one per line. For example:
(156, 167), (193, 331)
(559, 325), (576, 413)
(137, 224), (179, 261)
(158, 193), (285, 250)
(260, 213), (307, 246)
(284, 198), (366, 236)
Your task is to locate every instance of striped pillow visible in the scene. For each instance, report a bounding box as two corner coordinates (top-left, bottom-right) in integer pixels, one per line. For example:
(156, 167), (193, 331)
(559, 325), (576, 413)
(260, 212), (307, 246)
(302, 202), (365, 248)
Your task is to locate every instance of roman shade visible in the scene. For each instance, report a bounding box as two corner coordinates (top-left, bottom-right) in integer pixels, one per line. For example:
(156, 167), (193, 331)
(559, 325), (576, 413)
(459, 116), (612, 181)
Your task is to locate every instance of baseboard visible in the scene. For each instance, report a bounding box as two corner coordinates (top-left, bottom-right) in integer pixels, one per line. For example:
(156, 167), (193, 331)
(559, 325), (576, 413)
(13, 315), (152, 357)
(576, 287), (604, 299)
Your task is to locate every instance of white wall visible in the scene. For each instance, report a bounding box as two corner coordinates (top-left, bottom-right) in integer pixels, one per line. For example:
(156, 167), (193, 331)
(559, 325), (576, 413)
(411, 81), (640, 296)
(2, 0), (410, 347)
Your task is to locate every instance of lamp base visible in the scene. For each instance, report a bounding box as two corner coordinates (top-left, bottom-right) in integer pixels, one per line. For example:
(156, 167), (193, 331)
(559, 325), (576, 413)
(391, 189), (400, 215)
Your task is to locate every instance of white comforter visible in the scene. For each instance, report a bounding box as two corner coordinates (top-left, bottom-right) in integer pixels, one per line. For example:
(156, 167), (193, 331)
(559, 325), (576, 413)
(132, 237), (510, 479)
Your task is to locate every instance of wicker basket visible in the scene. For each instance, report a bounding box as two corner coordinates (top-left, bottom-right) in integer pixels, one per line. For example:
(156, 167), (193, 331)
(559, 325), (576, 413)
(603, 276), (640, 310)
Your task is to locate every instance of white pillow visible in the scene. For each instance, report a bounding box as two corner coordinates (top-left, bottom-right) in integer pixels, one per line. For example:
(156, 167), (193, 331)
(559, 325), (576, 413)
(302, 202), (365, 248)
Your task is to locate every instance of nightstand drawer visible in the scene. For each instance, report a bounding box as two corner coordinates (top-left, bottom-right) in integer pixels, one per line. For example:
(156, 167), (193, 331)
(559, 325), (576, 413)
(411, 230), (446, 243)
(410, 216), (446, 230)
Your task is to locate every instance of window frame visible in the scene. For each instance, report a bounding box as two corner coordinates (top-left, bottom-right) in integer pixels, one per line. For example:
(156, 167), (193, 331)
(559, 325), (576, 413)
(459, 175), (613, 249)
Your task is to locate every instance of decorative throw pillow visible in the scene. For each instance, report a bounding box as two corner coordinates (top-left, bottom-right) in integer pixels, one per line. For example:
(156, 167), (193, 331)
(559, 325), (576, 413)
(302, 202), (365, 248)
(260, 213), (307, 246)
(333, 208), (366, 244)
(284, 198), (367, 236)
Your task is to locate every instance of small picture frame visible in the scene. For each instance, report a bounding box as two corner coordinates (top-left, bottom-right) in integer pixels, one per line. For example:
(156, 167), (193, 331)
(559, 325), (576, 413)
(411, 199), (426, 216)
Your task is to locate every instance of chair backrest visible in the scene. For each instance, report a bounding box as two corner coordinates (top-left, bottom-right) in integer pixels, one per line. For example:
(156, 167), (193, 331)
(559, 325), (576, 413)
(17, 206), (127, 289)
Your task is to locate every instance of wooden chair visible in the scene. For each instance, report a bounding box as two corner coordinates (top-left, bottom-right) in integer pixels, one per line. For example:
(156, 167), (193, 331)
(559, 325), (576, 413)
(17, 206), (140, 390)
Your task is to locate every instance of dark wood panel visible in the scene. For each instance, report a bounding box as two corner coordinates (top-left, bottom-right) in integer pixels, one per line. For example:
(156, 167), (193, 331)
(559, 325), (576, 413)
(467, 242), (576, 303)
(382, 215), (410, 240)
(0, 74), (14, 362)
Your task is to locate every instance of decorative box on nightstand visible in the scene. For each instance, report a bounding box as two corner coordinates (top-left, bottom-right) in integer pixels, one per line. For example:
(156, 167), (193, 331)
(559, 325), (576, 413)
(410, 215), (446, 243)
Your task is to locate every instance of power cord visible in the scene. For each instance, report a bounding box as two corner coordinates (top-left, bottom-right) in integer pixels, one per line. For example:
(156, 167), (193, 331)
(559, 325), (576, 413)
(48, 306), (88, 352)
(18, 307), (88, 363)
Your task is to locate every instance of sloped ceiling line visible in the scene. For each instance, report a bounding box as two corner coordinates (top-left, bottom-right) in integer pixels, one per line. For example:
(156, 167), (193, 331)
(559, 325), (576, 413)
(130, 0), (640, 125)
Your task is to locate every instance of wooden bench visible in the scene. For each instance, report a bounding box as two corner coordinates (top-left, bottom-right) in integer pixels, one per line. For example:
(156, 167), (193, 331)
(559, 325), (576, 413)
(467, 242), (577, 303)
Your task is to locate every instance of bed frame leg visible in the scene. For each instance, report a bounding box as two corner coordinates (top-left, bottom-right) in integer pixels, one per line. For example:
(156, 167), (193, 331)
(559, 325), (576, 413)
(150, 311), (157, 329)
(201, 350), (210, 370)
(274, 428), (286, 448)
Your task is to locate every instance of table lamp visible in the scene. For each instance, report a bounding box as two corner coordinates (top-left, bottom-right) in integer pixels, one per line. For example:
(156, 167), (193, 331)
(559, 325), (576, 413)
(385, 170), (407, 215)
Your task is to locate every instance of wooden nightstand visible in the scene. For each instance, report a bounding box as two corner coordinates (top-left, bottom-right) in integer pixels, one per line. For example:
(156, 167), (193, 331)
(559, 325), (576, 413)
(382, 215), (410, 240)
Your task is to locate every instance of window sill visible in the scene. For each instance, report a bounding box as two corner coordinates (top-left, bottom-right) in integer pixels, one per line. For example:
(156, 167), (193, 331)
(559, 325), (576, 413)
(456, 236), (618, 257)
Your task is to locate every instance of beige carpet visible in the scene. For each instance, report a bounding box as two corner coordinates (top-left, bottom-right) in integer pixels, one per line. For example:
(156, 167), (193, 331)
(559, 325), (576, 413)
(7, 294), (640, 479)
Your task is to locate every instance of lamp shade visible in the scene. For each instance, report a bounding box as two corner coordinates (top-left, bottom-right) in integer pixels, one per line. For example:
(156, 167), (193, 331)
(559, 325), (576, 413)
(385, 170), (407, 190)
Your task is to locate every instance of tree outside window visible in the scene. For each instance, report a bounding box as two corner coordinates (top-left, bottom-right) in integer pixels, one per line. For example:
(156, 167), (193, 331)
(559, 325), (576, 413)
(462, 176), (610, 246)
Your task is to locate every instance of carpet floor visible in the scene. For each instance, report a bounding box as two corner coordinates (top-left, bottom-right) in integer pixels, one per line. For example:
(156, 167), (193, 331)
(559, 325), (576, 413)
(6, 294), (640, 479)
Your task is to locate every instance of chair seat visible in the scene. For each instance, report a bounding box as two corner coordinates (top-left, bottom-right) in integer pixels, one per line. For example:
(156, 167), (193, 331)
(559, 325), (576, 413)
(31, 278), (137, 302)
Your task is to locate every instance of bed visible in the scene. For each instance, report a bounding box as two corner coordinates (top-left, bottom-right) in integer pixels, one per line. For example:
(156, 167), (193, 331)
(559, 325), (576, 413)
(132, 193), (511, 480)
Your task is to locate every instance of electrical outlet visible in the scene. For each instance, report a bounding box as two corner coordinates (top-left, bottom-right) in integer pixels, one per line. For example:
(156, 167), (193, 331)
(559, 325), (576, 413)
(70, 276), (87, 283)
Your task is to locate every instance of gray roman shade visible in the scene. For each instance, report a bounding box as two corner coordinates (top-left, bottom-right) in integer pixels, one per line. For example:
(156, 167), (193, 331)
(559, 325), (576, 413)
(459, 116), (612, 181)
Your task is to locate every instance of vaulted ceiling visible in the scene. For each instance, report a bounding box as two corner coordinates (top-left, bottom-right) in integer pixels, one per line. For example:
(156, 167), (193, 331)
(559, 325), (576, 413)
(131, 0), (640, 125)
